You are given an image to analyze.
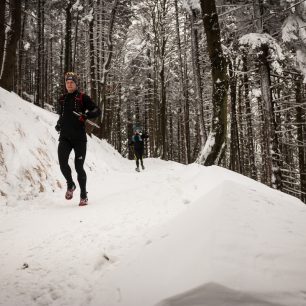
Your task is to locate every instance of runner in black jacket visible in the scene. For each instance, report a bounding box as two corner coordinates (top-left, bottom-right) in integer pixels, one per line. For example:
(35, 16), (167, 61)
(129, 129), (149, 172)
(55, 72), (101, 206)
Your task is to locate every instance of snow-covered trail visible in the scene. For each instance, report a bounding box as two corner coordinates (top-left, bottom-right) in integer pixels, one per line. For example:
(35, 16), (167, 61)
(2, 160), (306, 306)
(0, 159), (202, 306)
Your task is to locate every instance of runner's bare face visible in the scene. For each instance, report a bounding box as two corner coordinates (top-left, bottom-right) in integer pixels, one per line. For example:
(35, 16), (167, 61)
(66, 80), (77, 93)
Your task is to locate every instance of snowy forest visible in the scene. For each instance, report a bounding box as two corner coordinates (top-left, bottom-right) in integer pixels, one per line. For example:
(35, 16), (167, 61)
(1, 0), (306, 203)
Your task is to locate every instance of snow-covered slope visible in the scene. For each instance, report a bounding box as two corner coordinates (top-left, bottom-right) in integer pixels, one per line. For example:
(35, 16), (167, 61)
(0, 87), (126, 205)
(0, 88), (306, 306)
(95, 174), (306, 306)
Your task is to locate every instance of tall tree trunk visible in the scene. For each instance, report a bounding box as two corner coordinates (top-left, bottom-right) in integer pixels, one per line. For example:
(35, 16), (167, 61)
(190, 8), (207, 149)
(0, 0), (6, 76)
(146, 45), (155, 157)
(60, 24), (64, 93)
(158, 0), (168, 160)
(35, 0), (42, 105)
(17, 0), (28, 95)
(177, 109), (181, 163)
(253, 0), (265, 33)
(72, 8), (79, 71)
(89, 6), (96, 100)
(100, 0), (119, 138)
(127, 92), (133, 160)
(237, 79), (246, 175)
(117, 82), (122, 154)
(64, 0), (73, 74)
(229, 60), (241, 172)
(41, 0), (45, 105)
(49, 29), (54, 105)
(197, 0), (228, 165)
(96, 0), (104, 107)
(174, 0), (188, 164)
(296, 76), (306, 202)
(169, 103), (174, 160)
(259, 45), (282, 189)
(183, 16), (190, 163)
(0, 0), (21, 91)
(243, 55), (257, 179)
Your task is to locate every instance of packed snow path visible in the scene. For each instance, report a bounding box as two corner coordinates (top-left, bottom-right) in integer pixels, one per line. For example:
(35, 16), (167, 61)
(0, 159), (194, 306)
(1, 162), (306, 306)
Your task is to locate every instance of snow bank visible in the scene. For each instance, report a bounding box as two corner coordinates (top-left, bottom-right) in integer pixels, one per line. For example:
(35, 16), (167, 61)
(89, 168), (306, 306)
(0, 87), (125, 206)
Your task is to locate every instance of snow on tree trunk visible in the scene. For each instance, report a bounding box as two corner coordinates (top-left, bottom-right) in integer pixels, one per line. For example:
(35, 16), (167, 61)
(190, 9), (207, 151)
(197, 0), (228, 166)
(239, 33), (284, 190)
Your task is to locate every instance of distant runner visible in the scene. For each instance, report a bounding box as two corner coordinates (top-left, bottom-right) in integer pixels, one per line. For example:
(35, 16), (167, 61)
(129, 128), (149, 172)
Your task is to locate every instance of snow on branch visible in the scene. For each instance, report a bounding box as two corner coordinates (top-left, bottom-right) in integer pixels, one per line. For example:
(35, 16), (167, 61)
(239, 33), (285, 74)
(181, 0), (201, 13)
(282, 15), (299, 43)
(282, 13), (306, 80)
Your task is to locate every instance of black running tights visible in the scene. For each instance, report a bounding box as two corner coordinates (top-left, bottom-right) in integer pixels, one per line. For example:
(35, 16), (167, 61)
(134, 150), (144, 168)
(58, 138), (87, 197)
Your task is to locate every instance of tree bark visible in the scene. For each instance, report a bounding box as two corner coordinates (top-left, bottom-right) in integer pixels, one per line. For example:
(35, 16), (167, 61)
(243, 55), (257, 179)
(174, 0), (188, 164)
(0, 0), (6, 73)
(64, 0), (73, 74)
(295, 76), (306, 202)
(159, 0), (168, 160)
(237, 79), (246, 175)
(228, 60), (241, 172)
(197, 0), (228, 165)
(190, 8), (207, 150)
(100, 0), (119, 139)
(17, 0), (28, 96)
(183, 15), (190, 163)
(259, 45), (282, 189)
(35, 0), (42, 105)
(89, 4), (96, 100)
(0, 0), (21, 91)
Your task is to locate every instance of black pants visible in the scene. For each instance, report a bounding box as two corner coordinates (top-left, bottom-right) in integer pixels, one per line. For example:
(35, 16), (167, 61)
(58, 138), (87, 198)
(134, 150), (144, 168)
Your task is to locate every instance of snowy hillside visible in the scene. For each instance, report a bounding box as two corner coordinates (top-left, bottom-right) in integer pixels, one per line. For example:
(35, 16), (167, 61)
(0, 87), (306, 306)
(0, 87), (126, 206)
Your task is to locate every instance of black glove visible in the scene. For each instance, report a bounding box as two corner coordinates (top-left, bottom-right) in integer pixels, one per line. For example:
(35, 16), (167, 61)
(55, 122), (61, 132)
(85, 109), (100, 119)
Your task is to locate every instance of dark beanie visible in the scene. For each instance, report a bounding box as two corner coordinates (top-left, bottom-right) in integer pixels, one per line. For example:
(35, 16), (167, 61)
(65, 73), (78, 85)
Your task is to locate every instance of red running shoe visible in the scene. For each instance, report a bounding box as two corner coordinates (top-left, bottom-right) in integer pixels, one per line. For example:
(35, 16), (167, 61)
(65, 183), (76, 200)
(79, 197), (88, 206)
